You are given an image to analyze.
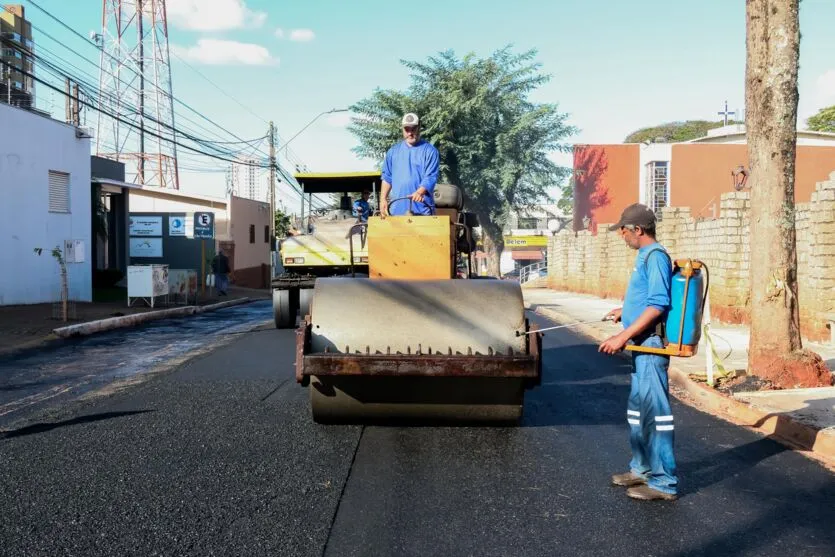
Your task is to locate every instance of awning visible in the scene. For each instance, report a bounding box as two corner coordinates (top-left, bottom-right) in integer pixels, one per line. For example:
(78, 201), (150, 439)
(511, 251), (544, 261)
(92, 177), (144, 191)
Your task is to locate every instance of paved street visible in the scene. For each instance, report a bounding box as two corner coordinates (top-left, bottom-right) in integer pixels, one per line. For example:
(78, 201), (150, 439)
(1, 310), (834, 557)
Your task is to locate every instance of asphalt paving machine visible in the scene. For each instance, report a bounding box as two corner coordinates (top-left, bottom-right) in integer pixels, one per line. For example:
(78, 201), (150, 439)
(294, 185), (543, 425)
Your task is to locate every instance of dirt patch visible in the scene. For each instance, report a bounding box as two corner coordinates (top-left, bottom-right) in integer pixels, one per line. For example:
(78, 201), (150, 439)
(749, 348), (834, 389)
(717, 374), (775, 394)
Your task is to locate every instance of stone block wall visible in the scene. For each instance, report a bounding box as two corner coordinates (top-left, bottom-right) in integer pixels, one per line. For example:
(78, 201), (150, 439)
(547, 171), (835, 341)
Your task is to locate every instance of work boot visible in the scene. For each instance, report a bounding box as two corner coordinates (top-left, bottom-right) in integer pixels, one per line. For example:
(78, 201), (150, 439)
(626, 484), (677, 501)
(611, 472), (646, 487)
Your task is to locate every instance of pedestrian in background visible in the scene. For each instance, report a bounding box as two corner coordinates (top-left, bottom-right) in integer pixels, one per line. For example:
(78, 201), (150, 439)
(211, 249), (231, 296)
(598, 203), (677, 502)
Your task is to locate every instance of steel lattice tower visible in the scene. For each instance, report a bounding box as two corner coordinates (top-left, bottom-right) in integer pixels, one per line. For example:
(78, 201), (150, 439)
(95, 0), (179, 189)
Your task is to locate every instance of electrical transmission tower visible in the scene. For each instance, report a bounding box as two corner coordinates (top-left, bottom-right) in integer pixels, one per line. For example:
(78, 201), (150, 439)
(95, 0), (179, 189)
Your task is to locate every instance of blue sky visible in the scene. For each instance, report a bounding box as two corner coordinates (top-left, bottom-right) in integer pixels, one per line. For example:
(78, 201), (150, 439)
(22, 0), (835, 203)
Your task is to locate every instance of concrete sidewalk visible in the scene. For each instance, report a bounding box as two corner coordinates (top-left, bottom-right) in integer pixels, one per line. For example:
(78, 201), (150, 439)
(523, 288), (835, 467)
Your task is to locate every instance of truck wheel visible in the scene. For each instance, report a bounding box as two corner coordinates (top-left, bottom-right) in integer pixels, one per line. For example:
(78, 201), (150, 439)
(273, 289), (293, 329)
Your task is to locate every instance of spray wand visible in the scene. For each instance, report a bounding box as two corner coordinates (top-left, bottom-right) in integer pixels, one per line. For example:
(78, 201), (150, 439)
(517, 315), (616, 336)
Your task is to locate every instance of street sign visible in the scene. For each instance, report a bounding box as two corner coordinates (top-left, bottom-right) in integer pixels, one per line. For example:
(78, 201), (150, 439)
(169, 215), (186, 236)
(194, 212), (214, 239)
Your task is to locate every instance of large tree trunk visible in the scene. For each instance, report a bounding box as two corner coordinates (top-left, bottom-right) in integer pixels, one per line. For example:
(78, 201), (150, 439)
(477, 212), (504, 278)
(745, 0), (831, 388)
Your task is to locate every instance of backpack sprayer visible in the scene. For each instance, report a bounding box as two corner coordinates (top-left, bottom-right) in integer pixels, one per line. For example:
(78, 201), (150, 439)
(518, 258), (709, 359)
(625, 258), (709, 357)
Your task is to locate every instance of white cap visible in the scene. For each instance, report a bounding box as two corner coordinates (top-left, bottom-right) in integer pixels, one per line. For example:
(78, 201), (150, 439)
(401, 113), (420, 127)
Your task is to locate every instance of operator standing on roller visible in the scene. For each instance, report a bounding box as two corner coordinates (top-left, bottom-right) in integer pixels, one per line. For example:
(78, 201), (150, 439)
(598, 203), (678, 502)
(380, 113), (440, 217)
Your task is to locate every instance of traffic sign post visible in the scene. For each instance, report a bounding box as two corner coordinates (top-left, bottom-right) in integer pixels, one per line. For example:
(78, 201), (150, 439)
(193, 212), (215, 294)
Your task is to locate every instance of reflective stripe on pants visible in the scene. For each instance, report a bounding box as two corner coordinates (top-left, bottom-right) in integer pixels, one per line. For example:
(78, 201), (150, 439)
(627, 334), (678, 495)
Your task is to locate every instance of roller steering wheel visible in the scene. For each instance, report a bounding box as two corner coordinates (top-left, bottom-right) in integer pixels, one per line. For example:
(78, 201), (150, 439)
(386, 195), (436, 216)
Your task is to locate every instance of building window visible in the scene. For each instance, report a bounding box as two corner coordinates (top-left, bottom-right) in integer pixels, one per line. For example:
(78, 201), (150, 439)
(48, 170), (70, 213)
(249, 224), (255, 243)
(517, 217), (538, 229)
(264, 225), (269, 243)
(645, 161), (669, 218)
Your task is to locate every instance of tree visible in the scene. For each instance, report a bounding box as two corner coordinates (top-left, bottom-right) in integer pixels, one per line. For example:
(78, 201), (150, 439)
(348, 47), (577, 276)
(34, 246), (68, 322)
(274, 208), (293, 238)
(557, 176), (573, 215)
(745, 0), (830, 388)
(624, 120), (741, 144)
(806, 105), (835, 132)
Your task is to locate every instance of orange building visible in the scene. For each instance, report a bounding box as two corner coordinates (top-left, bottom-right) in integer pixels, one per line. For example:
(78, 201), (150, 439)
(573, 125), (835, 233)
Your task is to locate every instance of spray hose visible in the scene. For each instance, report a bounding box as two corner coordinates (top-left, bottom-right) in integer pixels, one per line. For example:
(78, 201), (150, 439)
(517, 316), (615, 336)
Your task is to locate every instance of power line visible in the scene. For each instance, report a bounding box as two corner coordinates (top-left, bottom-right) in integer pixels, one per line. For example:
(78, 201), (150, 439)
(18, 0), (310, 169)
(4, 2), (330, 210)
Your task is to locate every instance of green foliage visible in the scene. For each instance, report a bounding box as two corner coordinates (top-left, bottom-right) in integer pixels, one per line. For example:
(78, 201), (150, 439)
(807, 105), (835, 132)
(557, 176), (574, 215)
(348, 46), (577, 262)
(624, 120), (741, 144)
(274, 208), (293, 238)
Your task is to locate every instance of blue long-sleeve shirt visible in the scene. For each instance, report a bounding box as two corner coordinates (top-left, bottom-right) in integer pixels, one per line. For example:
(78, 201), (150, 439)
(622, 243), (672, 330)
(381, 139), (440, 215)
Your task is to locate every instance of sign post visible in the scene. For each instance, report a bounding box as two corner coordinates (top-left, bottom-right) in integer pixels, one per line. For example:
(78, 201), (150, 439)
(193, 212), (215, 296)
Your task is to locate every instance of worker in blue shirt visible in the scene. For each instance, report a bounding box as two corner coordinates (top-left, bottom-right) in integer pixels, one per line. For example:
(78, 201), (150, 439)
(380, 112), (440, 216)
(599, 203), (677, 502)
(352, 190), (372, 222)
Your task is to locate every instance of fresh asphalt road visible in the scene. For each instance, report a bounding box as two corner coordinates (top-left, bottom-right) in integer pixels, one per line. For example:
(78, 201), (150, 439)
(1, 310), (834, 557)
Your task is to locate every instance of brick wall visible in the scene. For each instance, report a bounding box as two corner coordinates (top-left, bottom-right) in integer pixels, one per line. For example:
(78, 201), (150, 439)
(548, 171), (835, 341)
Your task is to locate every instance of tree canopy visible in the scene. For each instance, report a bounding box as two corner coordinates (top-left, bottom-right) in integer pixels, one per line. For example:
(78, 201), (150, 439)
(347, 46), (577, 275)
(806, 105), (835, 132)
(624, 120), (741, 143)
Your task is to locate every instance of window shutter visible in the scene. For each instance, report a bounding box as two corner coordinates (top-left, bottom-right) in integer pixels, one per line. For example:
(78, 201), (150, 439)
(48, 171), (70, 213)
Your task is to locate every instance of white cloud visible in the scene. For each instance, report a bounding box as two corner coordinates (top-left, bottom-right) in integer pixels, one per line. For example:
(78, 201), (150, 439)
(167, 0), (267, 31)
(171, 39), (277, 66)
(289, 29), (315, 42)
(275, 27), (316, 42)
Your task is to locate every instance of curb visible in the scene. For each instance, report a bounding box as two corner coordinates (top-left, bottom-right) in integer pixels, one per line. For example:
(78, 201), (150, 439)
(529, 304), (835, 467)
(52, 297), (254, 339)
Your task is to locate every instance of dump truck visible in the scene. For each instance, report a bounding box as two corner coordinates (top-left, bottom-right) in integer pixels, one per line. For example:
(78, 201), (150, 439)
(272, 171), (381, 328)
(294, 184), (543, 425)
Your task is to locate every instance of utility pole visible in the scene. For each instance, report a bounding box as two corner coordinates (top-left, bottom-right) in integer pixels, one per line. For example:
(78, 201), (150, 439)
(269, 120), (276, 278)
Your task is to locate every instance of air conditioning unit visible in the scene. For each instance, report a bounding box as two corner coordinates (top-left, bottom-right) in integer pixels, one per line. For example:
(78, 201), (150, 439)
(75, 126), (94, 139)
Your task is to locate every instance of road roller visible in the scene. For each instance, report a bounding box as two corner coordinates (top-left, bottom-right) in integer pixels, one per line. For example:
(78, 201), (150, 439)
(272, 171), (380, 329)
(294, 186), (543, 425)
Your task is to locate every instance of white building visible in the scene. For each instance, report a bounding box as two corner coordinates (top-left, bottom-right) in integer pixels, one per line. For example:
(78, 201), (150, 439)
(230, 157), (266, 203)
(0, 102), (92, 305)
(500, 203), (569, 275)
(686, 124), (835, 146)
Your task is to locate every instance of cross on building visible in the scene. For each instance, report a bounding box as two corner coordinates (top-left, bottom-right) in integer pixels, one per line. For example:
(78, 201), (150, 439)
(718, 100), (735, 126)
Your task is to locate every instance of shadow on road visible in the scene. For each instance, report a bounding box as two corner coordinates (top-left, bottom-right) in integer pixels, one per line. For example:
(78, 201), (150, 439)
(522, 342), (632, 428)
(0, 410), (154, 440)
(678, 437), (789, 496)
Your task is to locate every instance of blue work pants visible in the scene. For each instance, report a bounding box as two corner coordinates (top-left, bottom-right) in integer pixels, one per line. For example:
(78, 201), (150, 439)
(627, 335), (678, 494)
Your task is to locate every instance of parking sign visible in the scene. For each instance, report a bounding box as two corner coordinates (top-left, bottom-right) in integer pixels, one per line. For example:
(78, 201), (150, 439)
(194, 212), (214, 239)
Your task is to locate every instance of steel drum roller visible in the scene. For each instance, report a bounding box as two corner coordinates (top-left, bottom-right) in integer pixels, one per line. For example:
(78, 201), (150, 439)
(308, 278), (527, 355)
